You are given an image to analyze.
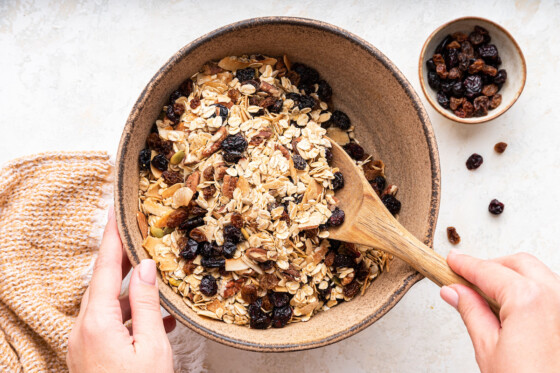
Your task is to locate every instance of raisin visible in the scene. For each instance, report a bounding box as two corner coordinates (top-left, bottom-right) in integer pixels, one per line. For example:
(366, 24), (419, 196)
(318, 284), (332, 301)
(343, 281), (360, 298)
(317, 80), (332, 101)
(428, 71), (441, 90)
(461, 41), (475, 58)
(451, 81), (465, 98)
(441, 80), (454, 95)
(448, 67), (461, 80)
(343, 142), (365, 160)
(458, 52), (470, 72)
(269, 99), (283, 114)
(494, 69), (507, 85)
(241, 284), (258, 304)
(179, 78), (193, 97)
(179, 238), (199, 260)
(494, 142), (507, 153)
(370, 175), (386, 195)
(202, 185), (216, 200)
(330, 171), (345, 191)
(325, 148), (333, 165)
(437, 91), (450, 109)
(189, 206), (208, 217)
(221, 134), (248, 153)
(426, 58), (437, 72)
(270, 292), (290, 308)
(488, 199), (504, 215)
(199, 241), (216, 258)
(201, 257), (225, 268)
(169, 90), (183, 104)
(292, 63), (320, 86)
(435, 34), (452, 54)
(446, 227), (461, 245)
(260, 273), (279, 290)
(179, 216), (204, 231)
(223, 225), (243, 243)
(297, 95), (315, 110)
(222, 241), (237, 259)
(478, 44), (499, 61)
(166, 209), (189, 228)
(173, 102), (185, 117)
(292, 154), (307, 170)
(162, 170), (183, 185)
(271, 305), (293, 328)
(248, 299), (272, 329)
(166, 104), (179, 124)
(473, 96), (490, 117)
(236, 67), (255, 82)
(151, 154), (168, 171)
(211, 104), (228, 122)
(190, 97), (201, 109)
(468, 59), (485, 74)
(199, 275), (218, 297)
(436, 63), (448, 79)
(139, 148), (151, 170)
(333, 254), (355, 268)
(223, 151), (243, 163)
(230, 212), (243, 228)
(464, 75), (483, 100)
(329, 110), (351, 130)
(445, 48), (459, 69)
(466, 153), (483, 170)
(260, 260), (275, 271)
(482, 64), (498, 77)
(469, 31), (485, 46)
(381, 194), (401, 215)
(328, 207), (345, 227)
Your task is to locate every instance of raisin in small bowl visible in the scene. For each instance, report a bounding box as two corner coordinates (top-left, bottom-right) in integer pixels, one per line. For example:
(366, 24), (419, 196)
(419, 17), (526, 124)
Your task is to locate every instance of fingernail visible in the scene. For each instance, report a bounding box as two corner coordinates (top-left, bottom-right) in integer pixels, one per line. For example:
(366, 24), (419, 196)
(139, 259), (156, 285)
(448, 248), (460, 256)
(441, 286), (459, 309)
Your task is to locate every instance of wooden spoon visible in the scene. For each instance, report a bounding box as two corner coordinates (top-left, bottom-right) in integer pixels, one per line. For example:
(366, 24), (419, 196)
(327, 139), (500, 314)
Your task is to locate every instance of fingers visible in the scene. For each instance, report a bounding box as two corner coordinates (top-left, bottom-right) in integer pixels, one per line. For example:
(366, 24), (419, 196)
(445, 284), (500, 360)
(128, 259), (168, 349)
(120, 295), (132, 322)
(88, 207), (124, 308)
(122, 247), (132, 280)
(491, 252), (558, 282)
(447, 250), (521, 305)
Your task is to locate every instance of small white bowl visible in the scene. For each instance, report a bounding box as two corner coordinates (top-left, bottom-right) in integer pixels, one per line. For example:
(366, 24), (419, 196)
(419, 16), (526, 124)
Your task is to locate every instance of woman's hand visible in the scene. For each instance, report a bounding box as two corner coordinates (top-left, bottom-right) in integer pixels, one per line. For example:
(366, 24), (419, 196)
(67, 208), (176, 373)
(441, 250), (560, 373)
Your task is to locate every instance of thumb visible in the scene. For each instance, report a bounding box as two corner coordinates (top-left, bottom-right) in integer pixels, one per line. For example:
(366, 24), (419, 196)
(442, 284), (500, 359)
(129, 259), (168, 349)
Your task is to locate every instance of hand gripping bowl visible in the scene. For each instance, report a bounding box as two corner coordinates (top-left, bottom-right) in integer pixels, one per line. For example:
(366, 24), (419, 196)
(115, 17), (441, 352)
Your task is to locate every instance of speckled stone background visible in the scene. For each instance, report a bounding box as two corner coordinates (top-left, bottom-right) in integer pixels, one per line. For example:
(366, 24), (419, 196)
(1, 1), (559, 372)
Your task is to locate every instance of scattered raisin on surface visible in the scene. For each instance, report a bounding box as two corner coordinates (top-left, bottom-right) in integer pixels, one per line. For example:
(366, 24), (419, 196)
(236, 67), (255, 82)
(199, 275), (218, 297)
(223, 225), (243, 243)
(151, 154), (168, 171)
(272, 305), (293, 328)
(179, 238), (199, 260)
(466, 153), (484, 170)
(446, 227), (461, 245)
(139, 148), (151, 170)
(292, 154), (307, 170)
(343, 142), (365, 160)
(494, 142), (508, 154)
(381, 194), (401, 215)
(332, 171), (344, 191)
(488, 199), (505, 215)
(328, 207), (345, 227)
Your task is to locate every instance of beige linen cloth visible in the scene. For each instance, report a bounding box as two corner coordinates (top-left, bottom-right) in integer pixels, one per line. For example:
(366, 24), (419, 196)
(0, 152), (206, 373)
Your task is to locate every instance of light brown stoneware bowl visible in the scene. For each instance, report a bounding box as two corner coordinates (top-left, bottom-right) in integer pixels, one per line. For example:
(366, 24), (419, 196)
(419, 16), (526, 124)
(115, 17), (441, 352)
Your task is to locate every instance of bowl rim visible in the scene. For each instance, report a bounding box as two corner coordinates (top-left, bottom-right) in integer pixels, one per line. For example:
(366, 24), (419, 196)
(418, 16), (527, 125)
(116, 16), (441, 352)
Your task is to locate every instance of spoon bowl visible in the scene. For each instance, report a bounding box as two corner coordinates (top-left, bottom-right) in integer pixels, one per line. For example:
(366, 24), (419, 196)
(328, 138), (500, 314)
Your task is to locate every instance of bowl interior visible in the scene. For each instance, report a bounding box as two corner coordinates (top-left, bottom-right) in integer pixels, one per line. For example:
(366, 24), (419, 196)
(116, 17), (440, 351)
(420, 17), (526, 124)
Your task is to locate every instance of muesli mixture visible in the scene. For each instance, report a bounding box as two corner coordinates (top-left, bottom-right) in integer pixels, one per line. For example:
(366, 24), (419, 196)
(137, 54), (401, 329)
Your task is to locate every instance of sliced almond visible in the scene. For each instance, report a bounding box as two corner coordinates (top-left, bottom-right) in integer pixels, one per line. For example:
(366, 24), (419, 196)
(225, 258), (250, 271)
(218, 56), (251, 71)
(245, 248), (268, 263)
(145, 183), (161, 199)
(172, 187), (194, 209)
(136, 212), (148, 239)
(143, 198), (173, 216)
(302, 179), (323, 204)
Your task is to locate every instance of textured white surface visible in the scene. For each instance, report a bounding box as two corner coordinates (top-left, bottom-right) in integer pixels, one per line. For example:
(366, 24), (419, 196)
(1, 1), (559, 372)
